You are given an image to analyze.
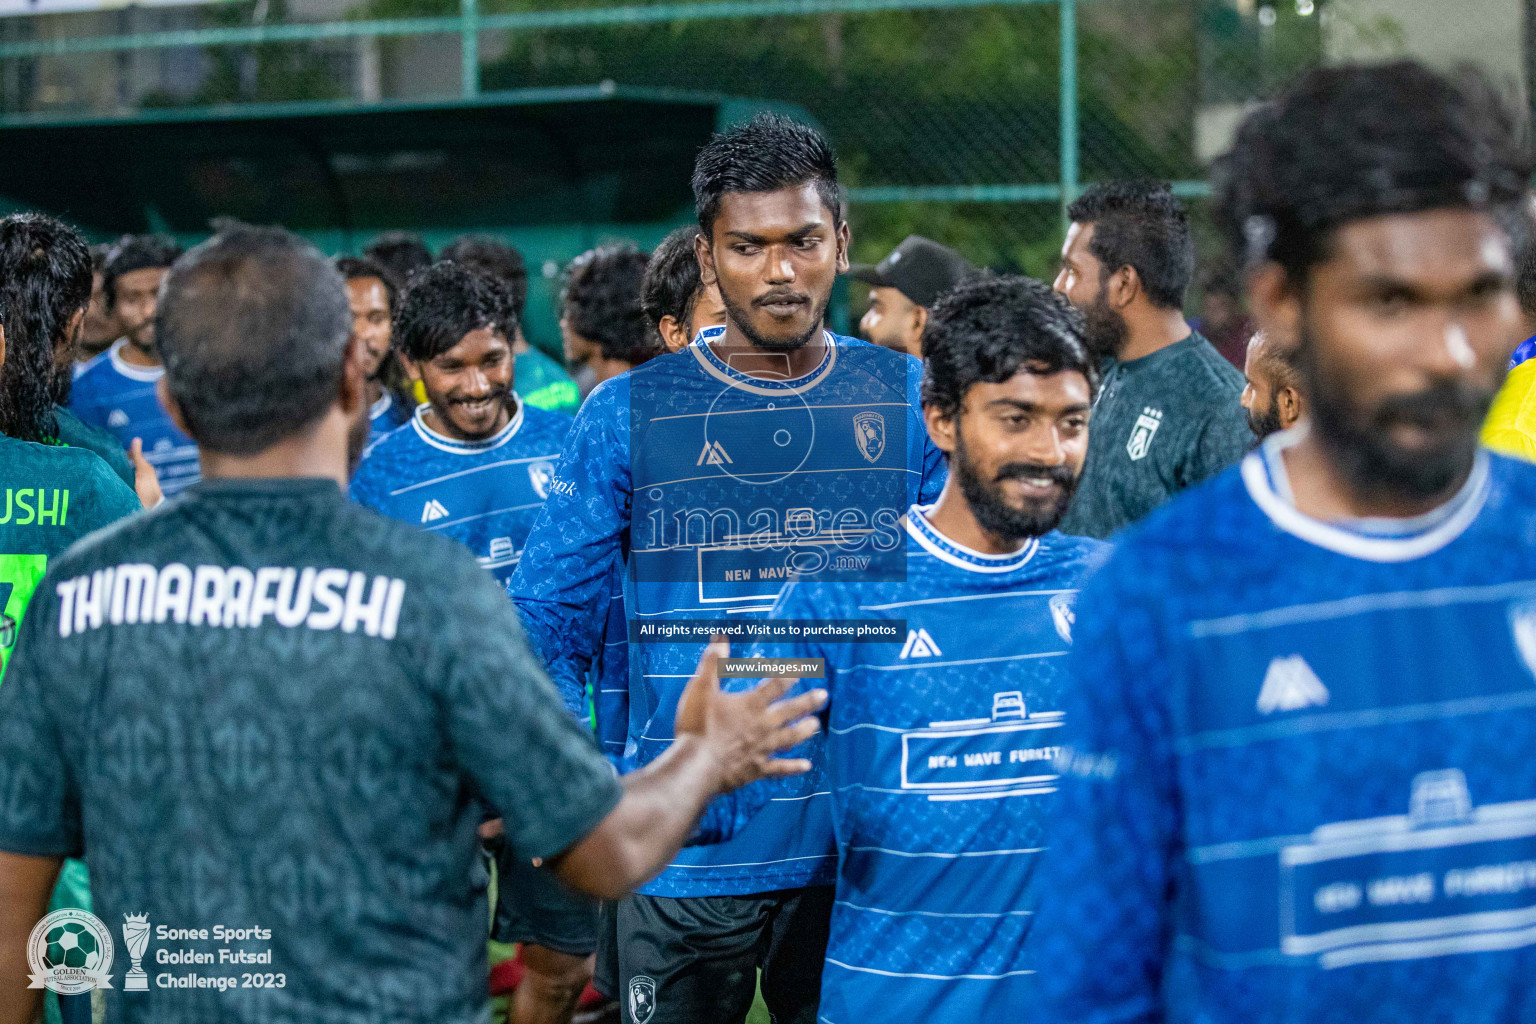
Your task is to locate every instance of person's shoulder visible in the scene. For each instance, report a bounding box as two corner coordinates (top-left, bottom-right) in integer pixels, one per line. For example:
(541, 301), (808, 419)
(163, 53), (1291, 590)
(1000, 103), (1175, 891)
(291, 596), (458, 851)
(1177, 332), (1246, 392)
(67, 349), (120, 401)
(1, 432), (119, 486)
(1037, 530), (1112, 575)
(1092, 456), (1258, 578)
(354, 417), (423, 472)
(1487, 449), (1536, 508)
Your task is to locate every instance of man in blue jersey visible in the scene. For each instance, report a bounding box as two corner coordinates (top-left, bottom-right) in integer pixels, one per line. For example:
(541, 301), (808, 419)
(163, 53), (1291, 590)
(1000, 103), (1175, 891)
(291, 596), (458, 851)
(703, 274), (1103, 1022)
(511, 112), (947, 1024)
(70, 234), (201, 497)
(350, 260), (589, 1024)
(351, 261), (570, 592)
(335, 255), (415, 442)
(441, 235), (581, 415)
(1035, 61), (1536, 1024)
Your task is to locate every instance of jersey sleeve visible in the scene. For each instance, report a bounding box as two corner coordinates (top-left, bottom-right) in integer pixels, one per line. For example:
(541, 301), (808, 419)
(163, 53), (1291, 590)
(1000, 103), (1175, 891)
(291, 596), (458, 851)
(509, 382), (630, 718)
(425, 556), (622, 863)
(904, 353), (949, 503)
(695, 581), (834, 844)
(0, 580), (83, 858)
(1032, 559), (1182, 1024)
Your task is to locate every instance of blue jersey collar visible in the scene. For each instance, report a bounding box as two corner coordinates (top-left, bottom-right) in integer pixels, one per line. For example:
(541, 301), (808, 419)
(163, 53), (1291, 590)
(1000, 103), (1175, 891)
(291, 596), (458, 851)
(409, 397), (524, 454)
(1242, 423), (1489, 562)
(904, 503), (1040, 573)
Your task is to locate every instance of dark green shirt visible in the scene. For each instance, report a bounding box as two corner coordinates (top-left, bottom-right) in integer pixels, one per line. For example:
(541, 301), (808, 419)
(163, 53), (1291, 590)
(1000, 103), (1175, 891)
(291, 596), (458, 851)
(51, 405), (135, 490)
(1059, 332), (1252, 539)
(0, 433), (140, 679)
(0, 477), (622, 1024)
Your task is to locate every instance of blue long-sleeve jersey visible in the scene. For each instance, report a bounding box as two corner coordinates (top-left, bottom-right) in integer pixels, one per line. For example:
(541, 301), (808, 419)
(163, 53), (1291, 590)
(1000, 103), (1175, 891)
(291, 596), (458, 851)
(349, 401), (571, 590)
(1035, 435), (1536, 1024)
(510, 328), (947, 897)
(705, 507), (1103, 1022)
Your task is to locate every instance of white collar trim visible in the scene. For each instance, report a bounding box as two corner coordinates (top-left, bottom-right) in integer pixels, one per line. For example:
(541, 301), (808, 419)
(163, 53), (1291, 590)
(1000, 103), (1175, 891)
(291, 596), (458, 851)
(107, 338), (165, 383)
(1242, 428), (1489, 563)
(904, 503), (1039, 574)
(409, 398), (524, 454)
(689, 328), (838, 397)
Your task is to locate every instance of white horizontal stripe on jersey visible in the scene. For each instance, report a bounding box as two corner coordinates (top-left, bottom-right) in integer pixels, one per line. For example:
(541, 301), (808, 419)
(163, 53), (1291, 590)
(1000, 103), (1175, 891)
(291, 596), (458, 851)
(835, 900), (1035, 919)
(823, 958), (1035, 981)
(646, 400), (913, 425)
(859, 588), (1078, 611)
(1189, 578), (1536, 638)
(845, 845), (1044, 859)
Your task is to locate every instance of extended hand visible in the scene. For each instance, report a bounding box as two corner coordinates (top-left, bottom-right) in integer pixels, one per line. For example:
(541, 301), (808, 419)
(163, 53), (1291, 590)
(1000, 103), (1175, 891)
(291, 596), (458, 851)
(129, 438), (163, 508)
(674, 636), (827, 794)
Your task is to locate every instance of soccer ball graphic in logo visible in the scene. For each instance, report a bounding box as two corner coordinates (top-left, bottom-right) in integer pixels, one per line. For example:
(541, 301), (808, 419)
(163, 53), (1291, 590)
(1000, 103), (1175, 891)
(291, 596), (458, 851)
(26, 908), (114, 995)
(44, 922), (101, 972)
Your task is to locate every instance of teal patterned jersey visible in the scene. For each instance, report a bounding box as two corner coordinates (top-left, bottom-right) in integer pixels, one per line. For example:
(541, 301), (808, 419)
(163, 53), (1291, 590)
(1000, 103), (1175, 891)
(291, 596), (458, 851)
(0, 477), (622, 1024)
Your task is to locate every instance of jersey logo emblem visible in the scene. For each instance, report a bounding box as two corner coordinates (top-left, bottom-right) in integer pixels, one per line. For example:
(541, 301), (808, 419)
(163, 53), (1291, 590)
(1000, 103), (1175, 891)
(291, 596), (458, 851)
(420, 499), (450, 523)
(1257, 655), (1329, 714)
(527, 461), (555, 500)
(1049, 592), (1076, 644)
(696, 440), (733, 466)
(899, 627), (942, 659)
(1510, 600), (1536, 680)
(853, 411), (886, 463)
(107, 410), (129, 429)
(1125, 407), (1163, 461)
(628, 975), (656, 1024)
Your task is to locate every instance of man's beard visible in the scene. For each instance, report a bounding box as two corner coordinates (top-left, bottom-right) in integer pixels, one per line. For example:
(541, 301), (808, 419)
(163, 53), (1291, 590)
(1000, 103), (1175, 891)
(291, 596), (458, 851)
(954, 431), (1077, 542)
(1247, 396), (1282, 441)
(719, 286), (828, 353)
(1082, 284), (1128, 362)
(1299, 325), (1493, 503)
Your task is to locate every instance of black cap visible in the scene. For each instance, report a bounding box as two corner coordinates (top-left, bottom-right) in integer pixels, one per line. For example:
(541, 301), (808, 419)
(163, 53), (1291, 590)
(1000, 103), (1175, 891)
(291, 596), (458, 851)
(849, 235), (973, 309)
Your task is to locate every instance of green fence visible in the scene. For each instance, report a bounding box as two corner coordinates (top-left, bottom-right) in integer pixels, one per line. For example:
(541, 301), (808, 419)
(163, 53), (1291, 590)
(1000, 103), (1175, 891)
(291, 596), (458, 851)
(0, 0), (1329, 279)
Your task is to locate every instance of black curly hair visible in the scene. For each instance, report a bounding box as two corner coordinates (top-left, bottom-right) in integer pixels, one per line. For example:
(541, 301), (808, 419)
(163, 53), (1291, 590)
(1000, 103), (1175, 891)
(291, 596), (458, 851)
(692, 112), (842, 238)
(440, 235), (528, 321)
(362, 231), (433, 285)
(102, 233), (182, 311)
(921, 274), (1096, 421)
(0, 214), (92, 441)
(641, 226), (705, 331)
(1213, 61), (1532, 285)
(395, 261), (518, 364)
(1067, 180), (1194, 310)
(562, 244), (661, 366)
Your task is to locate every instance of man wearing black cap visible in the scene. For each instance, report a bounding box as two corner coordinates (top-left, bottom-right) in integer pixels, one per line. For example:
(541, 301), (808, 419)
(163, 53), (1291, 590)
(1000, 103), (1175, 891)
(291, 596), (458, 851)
(851, 235), (973, 358)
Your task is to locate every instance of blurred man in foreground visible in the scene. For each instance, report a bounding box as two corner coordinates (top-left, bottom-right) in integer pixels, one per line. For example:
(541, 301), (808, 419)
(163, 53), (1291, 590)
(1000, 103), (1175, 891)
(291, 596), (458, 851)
(1241, 330), (1304, 440)
(1036, 61), (1536, 1024)
(0, 226), (825, 1024)
(851, 234), (973, 358)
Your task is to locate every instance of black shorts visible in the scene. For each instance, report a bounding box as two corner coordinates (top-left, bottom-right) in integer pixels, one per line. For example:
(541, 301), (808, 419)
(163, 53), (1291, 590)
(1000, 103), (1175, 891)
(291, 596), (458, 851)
(492, 842), (600, 957)
(598, 886), (834, 1024)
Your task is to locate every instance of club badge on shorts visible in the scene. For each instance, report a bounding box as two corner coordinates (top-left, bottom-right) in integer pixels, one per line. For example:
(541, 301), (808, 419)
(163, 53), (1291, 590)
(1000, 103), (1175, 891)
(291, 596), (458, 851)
(628, 974), (657, 1024)
(27, 908), (114, 995)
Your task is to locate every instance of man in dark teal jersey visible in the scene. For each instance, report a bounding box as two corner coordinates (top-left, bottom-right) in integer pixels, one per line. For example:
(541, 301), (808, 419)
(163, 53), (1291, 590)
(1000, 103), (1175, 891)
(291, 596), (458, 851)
(0, 226), (825, 1024)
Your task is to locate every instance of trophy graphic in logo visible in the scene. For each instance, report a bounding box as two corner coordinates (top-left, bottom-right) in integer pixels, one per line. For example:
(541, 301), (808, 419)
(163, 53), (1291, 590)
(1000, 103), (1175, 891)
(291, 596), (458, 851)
(121, 914), (150, 991)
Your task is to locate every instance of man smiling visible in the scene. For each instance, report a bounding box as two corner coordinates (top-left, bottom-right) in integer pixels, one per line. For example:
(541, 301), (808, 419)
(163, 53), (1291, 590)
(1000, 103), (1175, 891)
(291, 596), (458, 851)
(511, 113), (946, 1024)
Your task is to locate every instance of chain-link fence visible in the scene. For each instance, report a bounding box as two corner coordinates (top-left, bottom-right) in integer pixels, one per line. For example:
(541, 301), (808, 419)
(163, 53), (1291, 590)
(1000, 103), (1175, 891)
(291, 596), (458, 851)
(0, 0), (1340, 282)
